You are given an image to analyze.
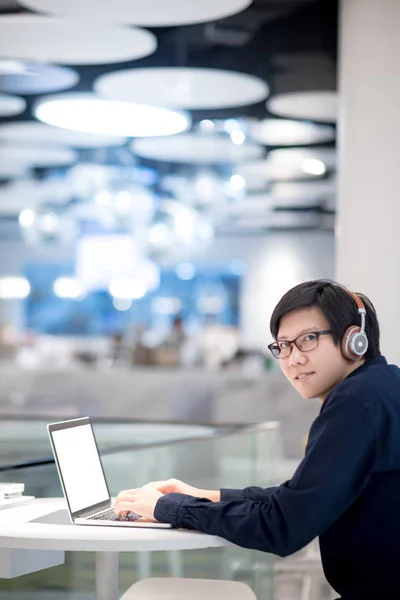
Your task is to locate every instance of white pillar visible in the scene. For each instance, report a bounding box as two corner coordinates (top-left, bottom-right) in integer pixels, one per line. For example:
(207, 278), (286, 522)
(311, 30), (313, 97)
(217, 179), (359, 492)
(240, 231), (335, 350)
(336, 0), (400, 364)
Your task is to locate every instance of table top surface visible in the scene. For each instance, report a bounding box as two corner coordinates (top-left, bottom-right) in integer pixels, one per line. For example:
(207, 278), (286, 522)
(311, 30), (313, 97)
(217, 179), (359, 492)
(0, 498), (229, 553)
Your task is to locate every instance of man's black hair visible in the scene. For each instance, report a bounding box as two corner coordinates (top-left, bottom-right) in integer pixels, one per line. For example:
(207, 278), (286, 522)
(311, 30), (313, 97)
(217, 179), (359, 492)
(269, 279), (381, 360)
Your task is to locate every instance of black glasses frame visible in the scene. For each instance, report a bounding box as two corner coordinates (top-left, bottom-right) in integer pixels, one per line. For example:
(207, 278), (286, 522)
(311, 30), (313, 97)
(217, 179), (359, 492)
(268, 329), (333, 359)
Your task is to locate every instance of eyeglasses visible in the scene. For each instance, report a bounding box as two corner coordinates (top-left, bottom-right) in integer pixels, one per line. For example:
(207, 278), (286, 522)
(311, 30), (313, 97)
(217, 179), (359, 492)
(268, 329), (332, 359)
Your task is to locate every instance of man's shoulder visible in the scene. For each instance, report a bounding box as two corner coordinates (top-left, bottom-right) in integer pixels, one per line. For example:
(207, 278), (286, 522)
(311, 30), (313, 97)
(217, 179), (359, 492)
(327, 360), (400, 411)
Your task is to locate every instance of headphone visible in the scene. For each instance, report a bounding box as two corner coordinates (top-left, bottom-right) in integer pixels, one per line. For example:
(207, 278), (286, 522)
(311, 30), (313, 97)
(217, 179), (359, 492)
(341, 290), (369, 360)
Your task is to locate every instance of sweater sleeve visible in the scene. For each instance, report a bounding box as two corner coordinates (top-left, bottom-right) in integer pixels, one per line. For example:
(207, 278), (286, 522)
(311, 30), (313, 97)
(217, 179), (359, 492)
(220, 486), (280, 501)
(154, 392), (376, 557)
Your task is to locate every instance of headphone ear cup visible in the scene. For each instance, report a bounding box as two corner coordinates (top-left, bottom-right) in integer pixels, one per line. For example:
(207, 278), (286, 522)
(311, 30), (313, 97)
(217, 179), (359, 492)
(341, 326), (368, 360)
(341, 326), (361, 360)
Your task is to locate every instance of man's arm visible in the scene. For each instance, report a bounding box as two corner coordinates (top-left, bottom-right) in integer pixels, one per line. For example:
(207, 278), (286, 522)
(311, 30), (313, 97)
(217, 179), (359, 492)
(155, 393), (376, 557)
(220, 486), (279, 502)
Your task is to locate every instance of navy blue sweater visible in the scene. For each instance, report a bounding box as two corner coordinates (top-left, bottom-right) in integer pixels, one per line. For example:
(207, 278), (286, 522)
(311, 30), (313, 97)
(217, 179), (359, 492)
(155, 357), (400, 599)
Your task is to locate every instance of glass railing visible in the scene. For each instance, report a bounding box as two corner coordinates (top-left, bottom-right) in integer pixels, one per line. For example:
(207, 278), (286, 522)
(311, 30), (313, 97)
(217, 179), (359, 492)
(0, 420), (283, 600)
(0, 416), (226, 468)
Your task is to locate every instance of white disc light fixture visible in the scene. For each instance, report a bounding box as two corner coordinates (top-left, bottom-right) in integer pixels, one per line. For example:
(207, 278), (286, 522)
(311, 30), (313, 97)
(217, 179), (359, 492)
(270, 178), (336, 207)
(267, 91), (338, 123)
(267, 147), (336, 173)
(0, 163), (30, 179)
(0, 61), (79, 95)
(19, 0), (252, 27)
(0, 122), (126, 149)
(225, 211), (320, 231)
(0, 16), (157, 65)
(95, 67), (269, 110)
(223, 193), (272, 219)
(0, 93), (26, 116)
(34, 93), (191, 137)
(132, 134), (263, 164)
(234, 151), (333, 185)
(0, 145), (77, 167)
(248, 118), (335, 146)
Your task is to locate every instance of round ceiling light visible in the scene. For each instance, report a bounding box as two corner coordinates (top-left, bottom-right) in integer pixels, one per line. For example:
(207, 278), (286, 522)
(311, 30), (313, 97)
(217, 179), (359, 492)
(0, 122), (126, 148)
(267, 147), (336, 171)
(95, 67), (269, 110)
(235, 157), (329, 185)
(270, 178), (336, 207)
(226, 211), (320, 231)
(248, 118), (335, 146)
(267, 91), (338, 123)
(34, 94), (191, 137)
(0, 93), (26, 116)
(0, 163), (30, 179)
(0, 145), (77, 167)
(223, 194), (272, 219)
(19, 0), (252, 27)
(0, 15), (157, 65)
(0, 61), (79, 95)
(132, 134), (263, 164)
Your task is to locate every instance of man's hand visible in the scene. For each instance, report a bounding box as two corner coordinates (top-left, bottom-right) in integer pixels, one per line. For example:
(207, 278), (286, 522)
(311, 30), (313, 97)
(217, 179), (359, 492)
(114, 484), (164, 521)
(147, 478), (221, 502)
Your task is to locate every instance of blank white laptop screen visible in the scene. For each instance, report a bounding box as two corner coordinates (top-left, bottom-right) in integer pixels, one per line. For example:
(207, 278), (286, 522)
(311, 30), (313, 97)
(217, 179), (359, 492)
(51, 424), (109, 514)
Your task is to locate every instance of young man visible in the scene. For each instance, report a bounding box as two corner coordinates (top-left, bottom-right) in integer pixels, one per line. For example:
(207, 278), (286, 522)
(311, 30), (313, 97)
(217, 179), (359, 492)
(115, 280), (400, 600)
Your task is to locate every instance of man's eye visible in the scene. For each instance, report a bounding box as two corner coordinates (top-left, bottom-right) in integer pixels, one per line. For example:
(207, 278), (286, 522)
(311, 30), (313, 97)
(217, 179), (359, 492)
(279, 341), (290, 349)
(303, 334), (317, 342)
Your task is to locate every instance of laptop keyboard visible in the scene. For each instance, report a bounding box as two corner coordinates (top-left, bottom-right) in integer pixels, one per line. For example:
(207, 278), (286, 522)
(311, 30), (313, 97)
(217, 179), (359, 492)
(89, 508), (139, 522)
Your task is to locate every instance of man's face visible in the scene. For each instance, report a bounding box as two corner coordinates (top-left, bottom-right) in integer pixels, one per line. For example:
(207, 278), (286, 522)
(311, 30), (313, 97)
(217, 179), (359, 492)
(277, 306), (361, 402)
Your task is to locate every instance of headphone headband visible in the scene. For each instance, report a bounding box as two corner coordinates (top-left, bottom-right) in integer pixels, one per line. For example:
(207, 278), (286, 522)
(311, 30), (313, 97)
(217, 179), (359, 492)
(347, 290), (366, 313)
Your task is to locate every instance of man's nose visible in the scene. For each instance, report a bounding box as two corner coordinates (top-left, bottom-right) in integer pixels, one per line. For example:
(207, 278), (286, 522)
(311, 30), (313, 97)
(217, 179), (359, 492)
(288, 344), (307, 366)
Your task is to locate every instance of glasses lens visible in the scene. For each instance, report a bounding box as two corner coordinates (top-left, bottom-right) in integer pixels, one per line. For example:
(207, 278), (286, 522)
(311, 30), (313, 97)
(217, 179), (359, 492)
(279, 343), (292, 358)
(297, 333), (318, 351)
(270, 344), (280, 358)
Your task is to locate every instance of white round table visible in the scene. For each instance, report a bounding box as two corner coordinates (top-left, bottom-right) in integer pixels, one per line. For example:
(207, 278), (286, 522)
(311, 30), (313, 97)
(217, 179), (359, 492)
(0, 498), (229, 600)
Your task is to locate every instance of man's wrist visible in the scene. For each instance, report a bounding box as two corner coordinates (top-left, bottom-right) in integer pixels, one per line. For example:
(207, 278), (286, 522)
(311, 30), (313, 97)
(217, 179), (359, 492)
(203, 489), (220, 502)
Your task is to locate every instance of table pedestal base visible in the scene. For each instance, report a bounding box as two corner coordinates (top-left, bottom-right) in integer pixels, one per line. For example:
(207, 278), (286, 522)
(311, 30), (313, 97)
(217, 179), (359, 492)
(95, 551), (119, 600)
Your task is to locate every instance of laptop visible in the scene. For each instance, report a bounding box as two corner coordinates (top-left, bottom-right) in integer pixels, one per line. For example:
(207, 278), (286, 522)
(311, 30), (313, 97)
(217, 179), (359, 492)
(47, 417), (172, 528)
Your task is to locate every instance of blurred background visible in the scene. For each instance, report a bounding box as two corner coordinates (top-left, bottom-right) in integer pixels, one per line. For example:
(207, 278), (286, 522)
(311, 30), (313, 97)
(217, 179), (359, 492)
(0, 0), (337, 375)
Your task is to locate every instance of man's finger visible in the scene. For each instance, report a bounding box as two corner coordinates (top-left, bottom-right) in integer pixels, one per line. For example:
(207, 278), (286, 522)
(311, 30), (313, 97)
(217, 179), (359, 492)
(114, 495), (137, 508)
(117, 502), (138, 511)
(114, 502), (137, 515)
(115, 493), (138, 502)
